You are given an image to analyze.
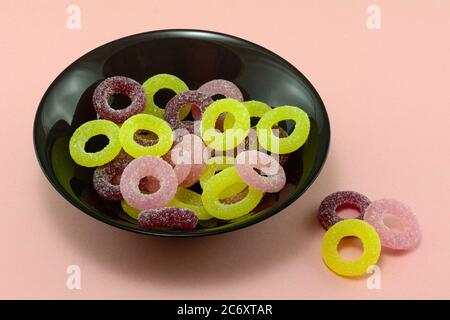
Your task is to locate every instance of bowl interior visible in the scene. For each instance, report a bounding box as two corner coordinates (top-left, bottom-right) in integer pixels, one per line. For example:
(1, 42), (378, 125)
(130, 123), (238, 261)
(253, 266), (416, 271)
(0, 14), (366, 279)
(34, 30), (330, 236)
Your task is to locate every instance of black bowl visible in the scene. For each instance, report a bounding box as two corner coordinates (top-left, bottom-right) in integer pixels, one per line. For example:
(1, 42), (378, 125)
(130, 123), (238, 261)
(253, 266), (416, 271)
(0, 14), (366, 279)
(33, 29), (330, 237)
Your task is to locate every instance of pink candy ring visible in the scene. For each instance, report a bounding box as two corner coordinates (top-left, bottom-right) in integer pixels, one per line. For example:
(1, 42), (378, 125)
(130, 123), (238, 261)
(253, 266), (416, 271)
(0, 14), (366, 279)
(138, 207), (198, 231)
(120, 156), (177, 210)
(93, 151), (133, 201)
(197, 79), (244, 102)
(318, 191), (371, 230)
(235, 150), (286, 192)
(196, 79), (244, 125)
(162, 138), (196, 185)
(169, 134), (208, 188)
(164, 90), (213, 133)
(236, 127), (289, 166)
(93, 76), (146, 124)
(364, 199), (421, 250)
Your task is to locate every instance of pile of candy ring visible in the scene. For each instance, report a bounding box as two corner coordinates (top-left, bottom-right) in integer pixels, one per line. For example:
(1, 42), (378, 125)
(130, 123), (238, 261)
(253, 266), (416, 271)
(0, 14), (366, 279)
(318, 191), (421, 277)
(69, 74), (311, 231)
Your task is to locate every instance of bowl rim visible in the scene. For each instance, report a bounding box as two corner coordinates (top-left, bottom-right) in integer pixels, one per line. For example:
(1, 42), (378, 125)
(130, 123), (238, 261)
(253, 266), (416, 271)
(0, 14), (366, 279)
(33, 28), (331, 237)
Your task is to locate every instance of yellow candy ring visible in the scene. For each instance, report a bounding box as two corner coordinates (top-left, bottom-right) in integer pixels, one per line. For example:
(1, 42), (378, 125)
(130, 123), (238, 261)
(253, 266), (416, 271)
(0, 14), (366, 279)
(200, 98), (250, 151)
(121, 200), (140, 220)
(199, 156), (247, 199)
(256, 106), (310, 154)
(321, 219), (381, 277)
(223, 100), (272, 130)
(201, 166), (263, 220)
(168, 187), (212, 220)
(119, 114), (173, 158)
(142, 73), (189, 118)
(69, 119), (121, 167)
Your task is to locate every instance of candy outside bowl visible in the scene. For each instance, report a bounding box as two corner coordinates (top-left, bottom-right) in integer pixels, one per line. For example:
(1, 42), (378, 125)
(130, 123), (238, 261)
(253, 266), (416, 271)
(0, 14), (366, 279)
(33, 29), (330, 237)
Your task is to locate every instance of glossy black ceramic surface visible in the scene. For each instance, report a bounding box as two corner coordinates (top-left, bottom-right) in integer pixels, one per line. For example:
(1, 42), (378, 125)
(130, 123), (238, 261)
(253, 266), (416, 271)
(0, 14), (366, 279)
(33, 29), (330, 237)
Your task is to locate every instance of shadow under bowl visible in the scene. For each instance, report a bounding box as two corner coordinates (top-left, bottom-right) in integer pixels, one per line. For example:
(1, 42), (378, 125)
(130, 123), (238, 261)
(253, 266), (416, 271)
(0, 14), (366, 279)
(33, 29), (330, 237)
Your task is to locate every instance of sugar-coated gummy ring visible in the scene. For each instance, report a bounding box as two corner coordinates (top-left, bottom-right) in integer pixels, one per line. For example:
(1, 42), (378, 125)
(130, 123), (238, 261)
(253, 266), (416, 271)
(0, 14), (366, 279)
(201, 166), (264, 220)
(256, 106), (310, 154)
(92, 76), (146, 124)
(164, 90), (213, 133)
(200, 98), (250, 151)
(138, 207), (198, 231)
(120, 156), (178, 210)
(200, 156), (247, 199)
(235, 127), (289, 166)
(318, 191), (371, 230)
(69, 119), (121, 167)
(174, 134), (208, 188)
(168, 187), (212, 220)
(235, 150), (286, 193)
(197, 79), (243, 102)
(142, 74), (189, 118)
(93, 151), (133, 201)
(119, 114), (173, 158)
(163, 134), (206, 185)
(223, 100), (272, 130)
(364, 199), (421, 250)
(121, 200), (140, 220)
(322, 219), (381, 277)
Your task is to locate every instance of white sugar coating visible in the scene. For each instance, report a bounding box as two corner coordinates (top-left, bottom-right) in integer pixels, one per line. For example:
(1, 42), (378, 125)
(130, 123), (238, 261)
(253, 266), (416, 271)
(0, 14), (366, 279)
(197, 79), (244, 101)
(364, 199), (421, 250)
(235, 150), (286, 193)
(120, 156), (177, 210)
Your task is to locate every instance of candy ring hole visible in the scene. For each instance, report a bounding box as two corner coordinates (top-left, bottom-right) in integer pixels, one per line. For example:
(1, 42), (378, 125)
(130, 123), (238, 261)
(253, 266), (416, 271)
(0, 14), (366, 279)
(215, 112), (228, 132)
(133, 129), (159, 145)
(177, 103), (199, 121)
(219, 187), (249, 204)
(382, 214), (404, 232)
(251, 167), (270, 178)
(336, 203), (361, 219)
(154, 88), (177, 109)
(278, 120), (295, 133)
(84, 134), (109, 153)
(139, 177), (160, 194)
(337, 236), (364, 261)
(135, 129), (159, 142)
(107, 93), (132, 110)
(211, 94), (226, 101)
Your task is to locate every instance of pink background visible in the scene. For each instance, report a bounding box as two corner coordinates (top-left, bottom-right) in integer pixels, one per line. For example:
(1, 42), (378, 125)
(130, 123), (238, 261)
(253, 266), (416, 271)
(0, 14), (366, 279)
(1, 0), (449, 299)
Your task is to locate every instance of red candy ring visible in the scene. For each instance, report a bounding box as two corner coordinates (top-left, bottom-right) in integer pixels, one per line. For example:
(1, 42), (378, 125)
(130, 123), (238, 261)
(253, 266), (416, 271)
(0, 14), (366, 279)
(164, 90), (213, 133)
(138, 207), (198, 231)
(93, 76), (146, 124)
(236, 128), (289, 166)
(318, 191), (371, 230)
(93, 151), (133, 201)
